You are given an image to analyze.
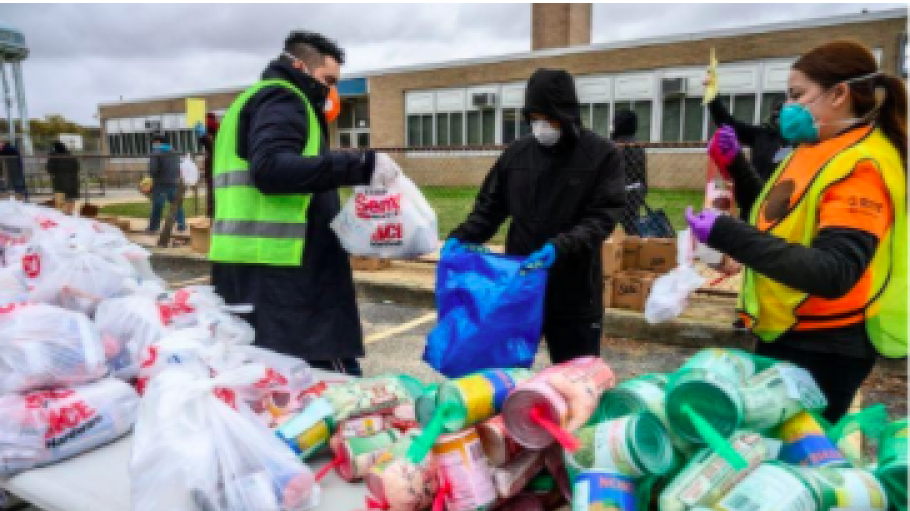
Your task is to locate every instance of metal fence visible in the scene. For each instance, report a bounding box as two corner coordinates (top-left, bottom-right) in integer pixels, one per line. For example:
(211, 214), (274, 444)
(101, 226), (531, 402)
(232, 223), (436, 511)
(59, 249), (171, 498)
(0, 143), (713, 234)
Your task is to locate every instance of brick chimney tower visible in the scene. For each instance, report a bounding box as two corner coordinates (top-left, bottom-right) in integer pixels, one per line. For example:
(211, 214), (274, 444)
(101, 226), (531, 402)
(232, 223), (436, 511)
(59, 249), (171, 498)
(532, 3), (592, 51)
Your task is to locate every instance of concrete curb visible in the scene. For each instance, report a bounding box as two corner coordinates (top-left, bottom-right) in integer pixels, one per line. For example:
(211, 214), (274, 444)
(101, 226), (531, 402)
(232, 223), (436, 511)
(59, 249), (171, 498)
(149, 252), (907, 379)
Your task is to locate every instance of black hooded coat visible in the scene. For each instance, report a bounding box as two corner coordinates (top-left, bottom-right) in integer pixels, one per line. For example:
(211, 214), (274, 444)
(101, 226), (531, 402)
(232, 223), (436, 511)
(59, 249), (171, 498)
(449, 69), (626, 320)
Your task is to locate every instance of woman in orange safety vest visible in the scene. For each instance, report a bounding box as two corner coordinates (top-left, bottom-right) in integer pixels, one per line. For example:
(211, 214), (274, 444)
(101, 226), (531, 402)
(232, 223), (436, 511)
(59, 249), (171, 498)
(687, 40), (907, 423)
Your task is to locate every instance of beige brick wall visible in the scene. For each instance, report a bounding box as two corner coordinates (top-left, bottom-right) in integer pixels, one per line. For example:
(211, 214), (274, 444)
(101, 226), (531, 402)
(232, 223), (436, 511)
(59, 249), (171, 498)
(532, 4), (593, 51)
(369, 17), (905, 148)
(567, 3), (592, 47)
(533, 4), (569, 51)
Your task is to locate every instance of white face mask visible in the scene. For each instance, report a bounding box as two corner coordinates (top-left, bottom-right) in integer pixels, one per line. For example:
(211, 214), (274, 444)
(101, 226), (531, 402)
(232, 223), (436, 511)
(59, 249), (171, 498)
(531, 120), (560, 147)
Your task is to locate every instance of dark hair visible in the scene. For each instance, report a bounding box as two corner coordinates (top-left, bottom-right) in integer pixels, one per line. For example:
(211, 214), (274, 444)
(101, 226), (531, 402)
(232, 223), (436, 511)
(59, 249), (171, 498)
(151, 134), (166, 144)
(793, 39), (907, 164)
(284, 31), (345, 69)
(612, 109), (638, 139)
(51, 141), (68, 154)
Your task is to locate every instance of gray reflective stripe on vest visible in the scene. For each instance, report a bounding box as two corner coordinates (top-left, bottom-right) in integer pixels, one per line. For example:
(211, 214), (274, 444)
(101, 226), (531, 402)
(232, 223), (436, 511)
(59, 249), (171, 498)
(213, 169), (253, 188)
(213, 219), (307, 239)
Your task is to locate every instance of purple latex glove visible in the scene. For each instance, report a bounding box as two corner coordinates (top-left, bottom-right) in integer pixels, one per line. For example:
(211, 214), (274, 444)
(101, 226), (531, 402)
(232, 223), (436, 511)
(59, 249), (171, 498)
(686, 206), (721, 244)
(708, 125), (740, 175)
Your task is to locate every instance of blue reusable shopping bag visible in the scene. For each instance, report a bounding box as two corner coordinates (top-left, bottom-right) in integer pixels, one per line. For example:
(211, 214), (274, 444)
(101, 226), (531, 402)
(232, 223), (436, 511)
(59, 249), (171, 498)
(422, 251), (547, 378)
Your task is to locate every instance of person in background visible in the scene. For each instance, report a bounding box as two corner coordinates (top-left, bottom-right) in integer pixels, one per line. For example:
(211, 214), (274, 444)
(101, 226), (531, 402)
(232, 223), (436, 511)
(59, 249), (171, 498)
(146, 134), (186, 233)
(46, 141), (80, 215)
(209, 31), (403, 376)
(611, 110), (647, 234)
(688, 40), (907, 422)
(0, 139), (27, 201)
(196, 112), (220, 218)
(445, 68), (626, 364)
(705, 78), (790, 185)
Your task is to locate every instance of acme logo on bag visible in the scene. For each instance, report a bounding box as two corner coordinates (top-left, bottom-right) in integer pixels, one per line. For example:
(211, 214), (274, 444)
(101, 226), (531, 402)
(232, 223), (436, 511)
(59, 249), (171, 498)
(356, 192), (402, 219)
(371, 223), (404, 246)
(24, 389), (99, 441)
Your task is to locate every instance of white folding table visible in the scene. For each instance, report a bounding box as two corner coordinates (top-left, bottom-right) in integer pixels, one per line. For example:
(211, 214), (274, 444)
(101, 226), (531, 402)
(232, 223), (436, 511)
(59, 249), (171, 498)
(1, 369), (369, 511)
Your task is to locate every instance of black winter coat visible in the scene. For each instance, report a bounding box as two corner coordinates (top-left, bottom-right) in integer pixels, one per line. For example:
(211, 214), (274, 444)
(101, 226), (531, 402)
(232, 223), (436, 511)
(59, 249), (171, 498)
(450, 69), (626, 320)
(211, 59), (376, 361)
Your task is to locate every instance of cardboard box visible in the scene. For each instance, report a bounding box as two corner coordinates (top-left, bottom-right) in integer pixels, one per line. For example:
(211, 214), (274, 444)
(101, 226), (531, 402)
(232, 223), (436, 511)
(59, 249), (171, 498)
(603, 276), (613, 309)
(189, 219), (211, 254)
(351, 256), (391, 272)
(638, 237), (677, 273)
(601, 234), (624, 277)
(622, 236), (643, 270)
(612, 270), (658, 312)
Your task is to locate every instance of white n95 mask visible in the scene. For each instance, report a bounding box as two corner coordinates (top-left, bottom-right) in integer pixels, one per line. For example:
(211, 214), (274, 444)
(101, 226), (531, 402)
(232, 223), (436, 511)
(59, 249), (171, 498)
(531, 120), (560, 147)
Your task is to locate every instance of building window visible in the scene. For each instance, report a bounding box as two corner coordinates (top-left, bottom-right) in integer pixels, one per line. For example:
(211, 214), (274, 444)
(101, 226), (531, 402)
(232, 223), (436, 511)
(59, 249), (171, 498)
(613, 101), (652, 142)
(353, 99), (370, 129)
(435, 112), (464, 146)
(338, 104), (354, 130)
(107, 135), (119, 156)
(502, 108), (531, 144)
(466, 109), (495, 145)
(407, 114), (433, 146)
(760, 92), (786, 124)
(662, 97), (705, 142)
(580, 103), (611, 137)
(711, 94), (757, 128)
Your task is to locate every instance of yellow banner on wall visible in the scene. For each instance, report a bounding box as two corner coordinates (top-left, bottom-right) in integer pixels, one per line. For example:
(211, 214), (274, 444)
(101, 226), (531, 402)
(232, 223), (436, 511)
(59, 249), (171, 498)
(186, 98), (206, 130)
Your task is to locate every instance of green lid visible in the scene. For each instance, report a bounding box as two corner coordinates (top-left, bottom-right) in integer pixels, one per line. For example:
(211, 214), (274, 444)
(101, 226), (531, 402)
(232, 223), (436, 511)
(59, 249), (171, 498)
(666, 370), (744, 444)
(396, 374), (425, 398)
(628, 412), (676, 476)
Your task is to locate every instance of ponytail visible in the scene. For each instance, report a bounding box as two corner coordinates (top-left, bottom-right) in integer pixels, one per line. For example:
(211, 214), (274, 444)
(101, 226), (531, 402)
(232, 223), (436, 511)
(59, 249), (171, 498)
(875, 74), (908, 166)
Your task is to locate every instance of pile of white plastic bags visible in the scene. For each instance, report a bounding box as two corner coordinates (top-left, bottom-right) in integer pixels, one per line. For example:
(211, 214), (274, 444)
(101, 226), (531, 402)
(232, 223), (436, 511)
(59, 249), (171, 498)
(0, 199), (322, 510)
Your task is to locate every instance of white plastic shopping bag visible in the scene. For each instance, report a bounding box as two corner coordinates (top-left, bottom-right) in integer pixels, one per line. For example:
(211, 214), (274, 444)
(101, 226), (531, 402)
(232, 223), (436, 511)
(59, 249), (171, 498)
(0, 303), (108, 394)
(645, 229), (707, 324)
(181, 154), (200, 187)
(131, 364), (320, 511)
(29, 245), (132, 316)
(331, 175), (438, 259)
(0, 377), (138, 475)
(233, 345), (320, 426)
(0, 199), (38, 246)
(94, 285), (168, 380)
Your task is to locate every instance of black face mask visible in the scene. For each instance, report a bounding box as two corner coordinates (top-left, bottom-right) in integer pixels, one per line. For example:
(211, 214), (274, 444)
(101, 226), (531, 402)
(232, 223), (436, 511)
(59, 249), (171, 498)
(281, 53), (330, 108)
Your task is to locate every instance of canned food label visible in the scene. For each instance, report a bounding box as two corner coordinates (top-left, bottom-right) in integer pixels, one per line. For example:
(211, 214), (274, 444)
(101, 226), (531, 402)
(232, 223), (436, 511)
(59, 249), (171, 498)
(341, 416), (385, 438)
(684, 349), (755, 383)
(670, 432), (766, 507)
(778, 413), (846, 467)
(293, 420), (330, 458)
(572, 472), (636, 511)
(435, 432), (496, 511)
(778, 366), (827, 410)
(716, 464), (814, 511)
(824, 469), (888, 510)
(593, 419), (642, 477)
(456, 370), (518, 425)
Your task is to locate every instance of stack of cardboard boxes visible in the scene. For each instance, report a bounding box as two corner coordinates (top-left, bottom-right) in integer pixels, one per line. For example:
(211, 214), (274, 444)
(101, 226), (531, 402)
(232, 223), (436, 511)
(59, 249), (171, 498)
(602, 230), (678, 312)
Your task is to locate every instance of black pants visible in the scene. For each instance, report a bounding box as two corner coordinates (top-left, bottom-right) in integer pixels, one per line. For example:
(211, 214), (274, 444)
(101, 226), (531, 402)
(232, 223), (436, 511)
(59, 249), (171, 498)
(543, 316), (603, 364)
(308, 358), (363, 377)
(754, 341), (876, 424)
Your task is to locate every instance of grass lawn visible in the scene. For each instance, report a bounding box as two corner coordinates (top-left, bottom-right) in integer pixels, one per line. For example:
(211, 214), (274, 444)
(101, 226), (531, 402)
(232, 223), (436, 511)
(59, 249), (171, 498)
(101, 197), (206, 218)
(102, 187), (704, 244)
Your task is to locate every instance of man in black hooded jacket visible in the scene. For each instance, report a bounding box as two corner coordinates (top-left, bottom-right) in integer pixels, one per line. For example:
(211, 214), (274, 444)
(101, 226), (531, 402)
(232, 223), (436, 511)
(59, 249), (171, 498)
(446, 69), (626, 363)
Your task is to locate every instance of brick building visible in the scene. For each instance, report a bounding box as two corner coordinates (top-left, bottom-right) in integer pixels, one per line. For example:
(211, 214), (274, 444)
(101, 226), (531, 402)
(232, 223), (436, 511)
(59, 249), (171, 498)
(97, 6), (906, 187)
